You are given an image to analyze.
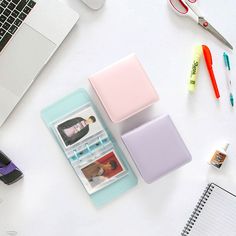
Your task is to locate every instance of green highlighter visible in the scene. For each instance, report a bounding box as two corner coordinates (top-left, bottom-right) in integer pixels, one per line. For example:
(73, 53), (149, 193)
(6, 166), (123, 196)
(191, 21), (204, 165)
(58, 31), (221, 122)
(188, 45), (202, 92)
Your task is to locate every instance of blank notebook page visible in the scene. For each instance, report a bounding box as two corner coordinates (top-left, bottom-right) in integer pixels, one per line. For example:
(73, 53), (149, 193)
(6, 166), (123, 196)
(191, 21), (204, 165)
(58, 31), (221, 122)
(182, 183), (236, 236)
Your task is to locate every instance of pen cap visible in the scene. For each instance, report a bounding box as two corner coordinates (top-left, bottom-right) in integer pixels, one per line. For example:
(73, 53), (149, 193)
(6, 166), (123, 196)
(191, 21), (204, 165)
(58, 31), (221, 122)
(194, 45), (202, 58)
(202, 45), (212, 66)
(202, 45), (220, 99)
(223, 52), (231, 70)
(188, 45), (202, 92)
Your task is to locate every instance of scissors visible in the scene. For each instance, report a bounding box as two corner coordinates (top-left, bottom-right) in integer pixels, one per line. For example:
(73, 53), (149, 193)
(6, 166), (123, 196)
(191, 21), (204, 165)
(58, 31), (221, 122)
(169, 0), (233, 50)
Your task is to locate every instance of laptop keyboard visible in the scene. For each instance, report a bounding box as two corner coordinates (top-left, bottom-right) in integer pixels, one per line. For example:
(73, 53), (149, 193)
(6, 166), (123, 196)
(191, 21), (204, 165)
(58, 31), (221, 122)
(0, 0), (36, 53)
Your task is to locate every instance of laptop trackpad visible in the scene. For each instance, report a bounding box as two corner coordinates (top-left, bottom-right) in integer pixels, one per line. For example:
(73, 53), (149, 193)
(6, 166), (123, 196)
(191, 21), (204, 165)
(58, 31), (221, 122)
(0, 23), (56, 96)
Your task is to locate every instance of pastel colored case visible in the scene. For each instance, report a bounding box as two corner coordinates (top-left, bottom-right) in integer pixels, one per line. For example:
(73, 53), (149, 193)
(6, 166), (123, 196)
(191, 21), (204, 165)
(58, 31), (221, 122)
(122, 115), (192, 183)
(89, 54), (159, 123)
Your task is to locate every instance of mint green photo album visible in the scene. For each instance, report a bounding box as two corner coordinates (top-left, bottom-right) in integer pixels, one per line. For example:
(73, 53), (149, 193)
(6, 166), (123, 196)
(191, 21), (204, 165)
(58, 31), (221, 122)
(41, 89), (137, 207)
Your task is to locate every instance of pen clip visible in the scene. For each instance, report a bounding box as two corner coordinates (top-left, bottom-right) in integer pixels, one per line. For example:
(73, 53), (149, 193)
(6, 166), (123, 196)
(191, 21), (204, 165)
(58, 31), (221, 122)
(223, 52), (231, 70)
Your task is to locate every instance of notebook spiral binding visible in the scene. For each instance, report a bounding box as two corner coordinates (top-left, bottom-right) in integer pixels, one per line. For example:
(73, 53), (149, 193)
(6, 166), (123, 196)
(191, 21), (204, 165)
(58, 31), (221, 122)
(181, 184), (215, 236)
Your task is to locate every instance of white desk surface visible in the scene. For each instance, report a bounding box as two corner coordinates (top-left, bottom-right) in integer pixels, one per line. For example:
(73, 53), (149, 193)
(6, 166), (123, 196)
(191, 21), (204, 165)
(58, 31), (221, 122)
(1, 0), (236, 235)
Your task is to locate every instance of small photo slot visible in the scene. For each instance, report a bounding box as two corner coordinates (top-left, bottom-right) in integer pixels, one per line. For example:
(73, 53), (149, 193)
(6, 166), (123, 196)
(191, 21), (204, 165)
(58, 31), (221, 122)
(77, 150), (126, 194)
(53, 105), (105, 149)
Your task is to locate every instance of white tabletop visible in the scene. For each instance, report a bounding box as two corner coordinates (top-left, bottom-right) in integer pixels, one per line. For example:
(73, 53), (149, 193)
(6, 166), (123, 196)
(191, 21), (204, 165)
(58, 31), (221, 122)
(1, 0), (236, 235)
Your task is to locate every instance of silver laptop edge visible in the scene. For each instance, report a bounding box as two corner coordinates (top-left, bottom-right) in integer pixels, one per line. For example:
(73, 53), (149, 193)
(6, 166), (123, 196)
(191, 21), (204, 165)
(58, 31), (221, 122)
(0, 0), (79, 127)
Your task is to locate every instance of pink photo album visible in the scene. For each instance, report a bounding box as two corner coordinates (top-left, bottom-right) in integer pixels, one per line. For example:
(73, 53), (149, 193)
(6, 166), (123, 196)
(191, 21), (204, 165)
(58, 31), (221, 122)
(89, 54), (159, 123)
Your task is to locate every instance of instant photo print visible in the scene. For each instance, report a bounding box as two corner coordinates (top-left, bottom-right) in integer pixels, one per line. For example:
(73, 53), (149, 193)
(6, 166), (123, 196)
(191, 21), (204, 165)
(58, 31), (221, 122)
(54, 106), (104, 149)
(41, 89), (137, 207)
(78, 150), (126, 194)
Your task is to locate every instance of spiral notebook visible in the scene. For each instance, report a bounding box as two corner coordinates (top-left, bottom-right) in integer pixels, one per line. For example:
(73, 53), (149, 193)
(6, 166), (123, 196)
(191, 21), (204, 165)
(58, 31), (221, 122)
(181, 183), (236, 236)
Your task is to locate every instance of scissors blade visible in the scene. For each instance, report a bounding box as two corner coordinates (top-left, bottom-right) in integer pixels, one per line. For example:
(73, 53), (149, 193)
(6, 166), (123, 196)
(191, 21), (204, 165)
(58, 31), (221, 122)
(198, 17), (233, 50)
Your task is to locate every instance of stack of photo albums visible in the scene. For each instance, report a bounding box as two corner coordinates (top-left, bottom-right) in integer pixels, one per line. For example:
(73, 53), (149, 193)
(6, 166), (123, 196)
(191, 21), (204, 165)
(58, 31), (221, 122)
(41, 89), (137, 207)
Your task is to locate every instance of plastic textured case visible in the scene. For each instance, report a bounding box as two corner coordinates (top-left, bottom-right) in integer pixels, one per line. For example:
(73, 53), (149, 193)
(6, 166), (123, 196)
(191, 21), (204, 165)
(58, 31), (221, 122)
(89, 54), (159, 123)
(0, 151), (23, 185)
(41, 89), (137, 207)
(122, 115), (192, 183)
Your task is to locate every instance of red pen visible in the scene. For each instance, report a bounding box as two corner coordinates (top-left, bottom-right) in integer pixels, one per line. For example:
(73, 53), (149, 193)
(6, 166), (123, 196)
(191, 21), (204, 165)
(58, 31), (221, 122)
(202, 45), (220, 99)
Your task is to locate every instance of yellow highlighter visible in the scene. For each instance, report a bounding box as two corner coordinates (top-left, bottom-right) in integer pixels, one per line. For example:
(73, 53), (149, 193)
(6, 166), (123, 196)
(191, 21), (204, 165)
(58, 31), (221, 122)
(188, 45), (202, 92)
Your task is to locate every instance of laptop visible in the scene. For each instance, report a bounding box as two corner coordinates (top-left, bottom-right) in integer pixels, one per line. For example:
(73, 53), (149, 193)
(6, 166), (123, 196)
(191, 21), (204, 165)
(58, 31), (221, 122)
(0, 0), (79, 127)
